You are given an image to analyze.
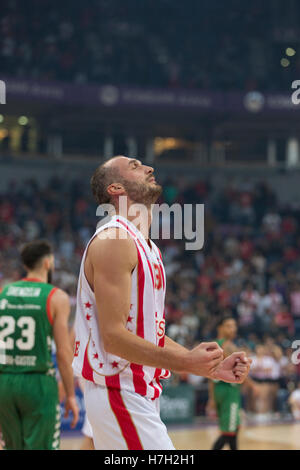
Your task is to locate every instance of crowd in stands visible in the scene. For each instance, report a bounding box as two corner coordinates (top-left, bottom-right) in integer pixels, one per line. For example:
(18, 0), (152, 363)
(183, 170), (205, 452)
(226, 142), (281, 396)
(1, 171), (300, 418)
(1, 0), (300, 91)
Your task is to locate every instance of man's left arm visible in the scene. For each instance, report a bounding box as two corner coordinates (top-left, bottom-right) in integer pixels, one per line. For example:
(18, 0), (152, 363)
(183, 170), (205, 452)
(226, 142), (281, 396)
(163, 336), (190, 373)
(165, 336), (251, 383)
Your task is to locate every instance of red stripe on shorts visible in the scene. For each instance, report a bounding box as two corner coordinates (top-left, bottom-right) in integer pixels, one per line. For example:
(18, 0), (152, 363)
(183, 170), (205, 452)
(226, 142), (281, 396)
(106, 375), (143, 450)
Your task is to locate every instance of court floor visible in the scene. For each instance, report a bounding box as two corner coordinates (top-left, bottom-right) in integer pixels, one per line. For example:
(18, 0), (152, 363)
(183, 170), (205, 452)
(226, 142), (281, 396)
(60, 422), (300, 450)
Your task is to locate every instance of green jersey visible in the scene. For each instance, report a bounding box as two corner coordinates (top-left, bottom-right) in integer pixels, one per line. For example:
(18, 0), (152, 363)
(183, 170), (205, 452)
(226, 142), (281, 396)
(213, 338), (241, 391)
(0, 278), (57, 375)
(213, 338), (241, 433)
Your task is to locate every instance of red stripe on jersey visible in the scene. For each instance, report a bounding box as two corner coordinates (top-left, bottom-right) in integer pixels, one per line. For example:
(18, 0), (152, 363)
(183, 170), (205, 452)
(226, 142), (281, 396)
(105, 374), (121, 390)
(46, 287), (58, 325)
(106, 376), (143, 450)
(152, 367), (163, 399)
(157, 247), (163, 262)
(153, 322), (166, 383)
(156, 248), (165, 289)
(154, 247), (165, 388)
(137, 239), (155, 290)
(145, 259), (155, 290)
(158, 262), (165, 290)
(149, 380), (160, 400)
(117, 218), (155, 290)
(158, 331), (165, 347)
(155, 377), (163, 393)
(129, 248), (147, 396)
(116, 218), (136, 239)
(129, 364), (147, 396)
(110, 218), (167, 397)
(161, 370), (171, 378)
(82, 342), (94, 382)
(136, 248), (145, 339)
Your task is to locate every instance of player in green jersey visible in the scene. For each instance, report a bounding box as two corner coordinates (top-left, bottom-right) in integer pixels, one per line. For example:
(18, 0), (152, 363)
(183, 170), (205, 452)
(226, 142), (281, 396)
(0, 240), (79, 450)
(207, 316), (257, 450)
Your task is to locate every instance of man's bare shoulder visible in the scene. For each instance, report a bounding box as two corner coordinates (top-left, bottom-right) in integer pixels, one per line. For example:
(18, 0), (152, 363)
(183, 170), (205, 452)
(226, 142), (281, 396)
(51, 288), (70, 306)
(88, 227), (137, 269)
(51, 288), (70, 321)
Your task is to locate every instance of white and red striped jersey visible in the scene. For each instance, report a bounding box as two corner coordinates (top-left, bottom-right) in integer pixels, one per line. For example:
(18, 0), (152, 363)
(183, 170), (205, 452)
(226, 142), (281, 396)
(72, 215), (171, 400)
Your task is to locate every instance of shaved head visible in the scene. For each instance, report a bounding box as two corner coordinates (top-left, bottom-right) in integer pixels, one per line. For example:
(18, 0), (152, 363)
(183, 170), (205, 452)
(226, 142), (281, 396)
(90, 156), (124, 205)
(91, 155), (162, 207)
(104, 155), (129, 169)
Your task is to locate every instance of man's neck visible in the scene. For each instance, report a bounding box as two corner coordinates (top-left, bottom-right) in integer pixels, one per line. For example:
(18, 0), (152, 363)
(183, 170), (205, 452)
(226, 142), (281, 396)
(114, 203), (152, 240)
(24, 271), (47, 283)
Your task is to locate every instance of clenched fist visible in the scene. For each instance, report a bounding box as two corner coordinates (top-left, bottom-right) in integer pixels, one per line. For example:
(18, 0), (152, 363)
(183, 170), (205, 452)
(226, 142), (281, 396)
(210, 351), (252, 384)
(183, 342), (224, 377)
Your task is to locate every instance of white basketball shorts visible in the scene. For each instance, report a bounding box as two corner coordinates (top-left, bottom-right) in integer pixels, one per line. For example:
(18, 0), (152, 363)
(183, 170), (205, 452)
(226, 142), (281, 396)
(82, 414), (93, 439)
(78, 378), (94, 439)
(83, 380), (175, 450)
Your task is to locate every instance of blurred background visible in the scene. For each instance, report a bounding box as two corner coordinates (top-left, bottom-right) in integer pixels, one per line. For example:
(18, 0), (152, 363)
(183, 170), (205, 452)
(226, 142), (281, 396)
(1, 0), (300, 448)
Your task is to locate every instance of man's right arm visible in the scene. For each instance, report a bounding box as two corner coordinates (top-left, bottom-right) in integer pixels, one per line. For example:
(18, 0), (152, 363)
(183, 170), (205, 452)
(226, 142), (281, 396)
(51, 289), (79, 428)
(88, 231), (224, 378)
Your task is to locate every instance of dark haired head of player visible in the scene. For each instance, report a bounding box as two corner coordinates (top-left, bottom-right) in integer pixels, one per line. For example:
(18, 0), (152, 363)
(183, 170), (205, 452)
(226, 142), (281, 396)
(21, 240), (55, 284)
(90, 155), (162, 208)
(217, 316), (237, 342)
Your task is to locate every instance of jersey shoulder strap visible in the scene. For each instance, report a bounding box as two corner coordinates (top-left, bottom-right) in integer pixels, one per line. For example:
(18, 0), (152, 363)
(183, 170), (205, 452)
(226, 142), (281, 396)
(216, 338), (226, 347)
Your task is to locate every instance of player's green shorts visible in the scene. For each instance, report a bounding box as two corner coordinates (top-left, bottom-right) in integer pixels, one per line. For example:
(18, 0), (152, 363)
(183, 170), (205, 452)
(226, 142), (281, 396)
(214, 382), (241, 433)
(0, 373), (60, 450)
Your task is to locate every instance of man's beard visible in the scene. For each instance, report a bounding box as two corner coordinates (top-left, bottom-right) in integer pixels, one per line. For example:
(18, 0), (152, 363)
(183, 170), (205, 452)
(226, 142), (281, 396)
(47, 269), (53, 284)
(122, 180), (162, 206)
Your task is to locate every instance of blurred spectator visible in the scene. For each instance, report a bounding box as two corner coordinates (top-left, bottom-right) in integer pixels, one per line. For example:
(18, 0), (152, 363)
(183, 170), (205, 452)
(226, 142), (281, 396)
(237, 282), (260, 334)
(0, 0), (298, 92)
(288, 382), (300, 420)
(249, 344), (280, 415)
(290, 282), (300, 320)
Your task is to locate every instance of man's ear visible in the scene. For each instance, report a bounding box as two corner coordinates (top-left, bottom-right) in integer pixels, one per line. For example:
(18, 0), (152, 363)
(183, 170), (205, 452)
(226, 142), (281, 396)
(43, 256), (51, 271)
(107, 183), (125, 196)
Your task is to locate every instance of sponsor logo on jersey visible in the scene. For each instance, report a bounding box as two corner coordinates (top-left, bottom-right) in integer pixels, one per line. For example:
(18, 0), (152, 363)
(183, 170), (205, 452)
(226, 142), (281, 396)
(2, 354), (37, 366)
(0, 301), (41, 310)
(6, 286), (41, 298)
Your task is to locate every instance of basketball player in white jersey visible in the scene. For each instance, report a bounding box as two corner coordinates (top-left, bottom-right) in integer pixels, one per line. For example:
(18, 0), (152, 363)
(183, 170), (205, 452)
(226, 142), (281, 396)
(72, 156), (251, 450)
